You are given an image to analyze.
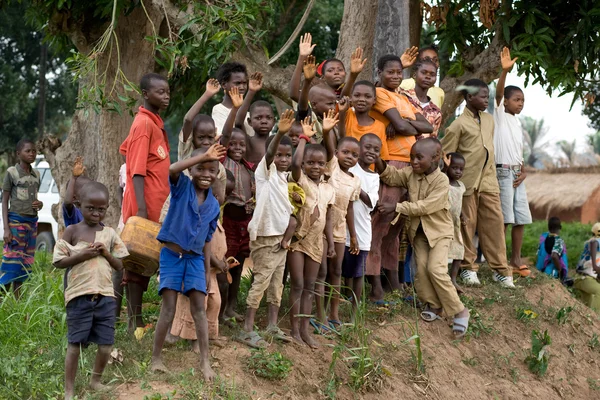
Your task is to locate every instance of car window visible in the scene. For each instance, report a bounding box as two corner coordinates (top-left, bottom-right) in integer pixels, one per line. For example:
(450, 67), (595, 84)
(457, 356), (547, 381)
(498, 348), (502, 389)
(37, 169), (52, 193)
(51, 180), (59, 193)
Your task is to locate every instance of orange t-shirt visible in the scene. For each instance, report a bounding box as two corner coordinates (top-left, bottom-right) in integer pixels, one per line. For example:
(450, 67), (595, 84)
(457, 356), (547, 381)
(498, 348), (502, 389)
(344, 109), (390, 160)
(373, 88), (419, 162)
(119, 106), (171, 223)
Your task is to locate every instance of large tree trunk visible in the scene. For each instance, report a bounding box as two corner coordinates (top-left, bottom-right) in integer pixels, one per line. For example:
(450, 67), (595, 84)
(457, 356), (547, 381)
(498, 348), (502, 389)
(372, 0), (410, 80)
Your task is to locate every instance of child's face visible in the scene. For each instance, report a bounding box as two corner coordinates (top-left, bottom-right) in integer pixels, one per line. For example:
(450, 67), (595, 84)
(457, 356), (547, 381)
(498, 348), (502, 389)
(351, 85), (376, 113)
(17, 143), (37, 165)
(227, 130), (246, 162)
(467, 88), (489, 111)
(410, 144), (438, 175)
(322, 61), (346, 88)
(248, 106), (275, 136)
(190, 160), (219, 190)
(447, 158), (465, 181)
(287, 124), (302, 147)
(415, 64), (437, 90)
(336, 141), (360, 171)
(359, 137), (382, 165)
(379, 61), (403, 90)
(311, 89), (337, 117)
(302, 150), (327, 181)
(419, 49), (439, 68)
(274, 144), (293, 172)
(143, 79), (170, 111)
(504, 90), (524, 115)
(80, 193), (108, 226)
(192, 122), (217, 149)
(223, 72), (248, 96)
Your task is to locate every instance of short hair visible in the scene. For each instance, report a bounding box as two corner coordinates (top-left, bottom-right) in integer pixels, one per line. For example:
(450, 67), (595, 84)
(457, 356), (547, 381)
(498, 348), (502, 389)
(16, 138), (35, 152)
(447, 152), (465, 164)
(352, 80), (376, 96)
(304, 143), (327, 158)
(192, 114), (215, 130)
(377, 54), (402, 72)
(289, 121), (303, 132)
(337, 136), (359, 149)
(140, 73), (167, 91)
(460, 78), (488, 100)
(360, 133), (382, 145)
(548, 216), (562, 231)
(504, 85), (523, 99)
(265, 134), (293, 150)
(418, 45), (439, 59)
(190, 147), (208, 158)
(322, 58), (345, 73)
(80, 181), (109, 202)
(308, 83), (336, 101)
(249, 100), (273, 116)
(413, 58), (438, 74)
(216, 62), (247, 85)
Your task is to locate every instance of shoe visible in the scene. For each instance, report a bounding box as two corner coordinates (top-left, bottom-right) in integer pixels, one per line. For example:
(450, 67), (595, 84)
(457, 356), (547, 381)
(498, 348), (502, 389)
(460, 270), (481, 286)
(493, 272), (516, 288)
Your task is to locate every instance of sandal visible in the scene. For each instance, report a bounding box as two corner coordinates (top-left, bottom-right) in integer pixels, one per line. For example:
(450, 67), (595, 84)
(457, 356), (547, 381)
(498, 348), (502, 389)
(420, 310), (442, 322)
(235, 331), (268, 349)
(309, 318), (334, 335)
(328, 319), (343, 332)
(452, 313), (470, 339)
(265, 325), (292, 343)
(370, 299), (397, 307)
(512, 265), (531, 277)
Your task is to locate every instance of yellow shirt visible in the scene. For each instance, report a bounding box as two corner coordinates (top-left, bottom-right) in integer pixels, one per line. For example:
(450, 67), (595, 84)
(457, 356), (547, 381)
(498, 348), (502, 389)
(440, 107), (499, 195)
(399, 78), (445, 109)
(379, 165), (453, 247)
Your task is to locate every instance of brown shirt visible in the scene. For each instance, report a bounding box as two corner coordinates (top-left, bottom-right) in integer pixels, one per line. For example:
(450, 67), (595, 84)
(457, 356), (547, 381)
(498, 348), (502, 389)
(2, 164), (40, 216)
(327, 157), (361, 243)
(440, 107), (499, 195)
(380, 165), (453, 247)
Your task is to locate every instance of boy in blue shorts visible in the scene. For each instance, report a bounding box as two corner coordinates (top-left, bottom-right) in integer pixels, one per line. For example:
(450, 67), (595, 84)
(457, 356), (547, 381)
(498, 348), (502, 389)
(150, 143), (226, 381)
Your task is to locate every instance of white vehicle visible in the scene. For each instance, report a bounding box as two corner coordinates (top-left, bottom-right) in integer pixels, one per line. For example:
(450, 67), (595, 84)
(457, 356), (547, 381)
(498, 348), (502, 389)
(0, 156), (60, 252)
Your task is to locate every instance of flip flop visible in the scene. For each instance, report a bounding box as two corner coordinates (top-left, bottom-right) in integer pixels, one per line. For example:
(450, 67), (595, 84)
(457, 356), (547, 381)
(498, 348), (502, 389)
(235, 331), (268, 349)
(265, 325), (292, 343)
(420, 310), (442, 322)
(452, 314), (470, 339)
(370, 299), (397, 307)
(309, 318), (334, 335)
(512, 265), (531, 277)
(328, 319), (343, 332)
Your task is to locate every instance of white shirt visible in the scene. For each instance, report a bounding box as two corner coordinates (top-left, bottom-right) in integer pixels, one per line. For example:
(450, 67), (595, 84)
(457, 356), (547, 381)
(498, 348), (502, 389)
(211, 103), (254, 137)
(346, 165), (380, 251)
(493, 98), (524, 165)
(248, 157), (292, 241)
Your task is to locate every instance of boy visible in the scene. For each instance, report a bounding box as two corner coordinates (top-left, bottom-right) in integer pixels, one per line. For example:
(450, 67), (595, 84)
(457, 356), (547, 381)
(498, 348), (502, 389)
(536, 216), (568, 280)
(441, 79), (515, 288)
(374, 138), (470, 337)
(343, 134), (381, 311)
(119, 73), (171, 331)
(1, 138), (42, 297)
(494, 47), (532, 277)
(239, 109), (296, 347)
(151, 144), (226, 380)
(213, 62), (254, 136)
(53, 182), (129, 400)
(63, 156), (92, 226)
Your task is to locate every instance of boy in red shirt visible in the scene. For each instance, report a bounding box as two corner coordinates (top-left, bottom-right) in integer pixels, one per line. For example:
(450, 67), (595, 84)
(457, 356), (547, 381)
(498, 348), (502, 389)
(119, 73), (171, 332)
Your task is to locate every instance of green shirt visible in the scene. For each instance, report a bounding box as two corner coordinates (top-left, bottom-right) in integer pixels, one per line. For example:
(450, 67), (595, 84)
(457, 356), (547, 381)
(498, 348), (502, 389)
(2, 163), (40, 217)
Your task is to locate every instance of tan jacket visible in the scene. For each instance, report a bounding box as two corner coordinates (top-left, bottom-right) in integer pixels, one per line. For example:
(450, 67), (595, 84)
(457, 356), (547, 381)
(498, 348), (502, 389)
(380, 165), (453, 247)
(441, 107), (499, 195)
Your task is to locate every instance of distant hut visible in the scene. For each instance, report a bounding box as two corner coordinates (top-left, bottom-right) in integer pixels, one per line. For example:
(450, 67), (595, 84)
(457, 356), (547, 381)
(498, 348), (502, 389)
(526, 167), (600, 223)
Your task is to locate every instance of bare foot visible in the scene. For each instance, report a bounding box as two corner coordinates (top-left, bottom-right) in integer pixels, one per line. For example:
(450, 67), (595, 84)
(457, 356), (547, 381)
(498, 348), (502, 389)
(150, 358), (169, 373)
(452, 281), (464, 295)
(223, 310), (245, 322)
(209, 337), (228, 348)
(201, 360), (216, 382)
(165, 332), (179, 345)
(191, 340), (200, 354)
(290, 331), (304, 346)
(89, 381), (111, 392)
(300, 331), (320, 349)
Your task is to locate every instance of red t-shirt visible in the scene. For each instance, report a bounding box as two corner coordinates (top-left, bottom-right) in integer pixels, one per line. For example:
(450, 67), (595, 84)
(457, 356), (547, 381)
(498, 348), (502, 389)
(119, 106), (170, 223)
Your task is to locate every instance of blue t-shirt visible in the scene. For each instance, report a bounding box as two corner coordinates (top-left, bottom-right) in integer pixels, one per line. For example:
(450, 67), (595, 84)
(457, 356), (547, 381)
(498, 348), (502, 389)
(157, 172), (220, 255)
(62, 204), (83, 227)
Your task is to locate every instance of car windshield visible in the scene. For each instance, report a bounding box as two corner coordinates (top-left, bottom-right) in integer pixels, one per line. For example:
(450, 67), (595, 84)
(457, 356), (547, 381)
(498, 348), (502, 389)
(37, 168), (53, 193)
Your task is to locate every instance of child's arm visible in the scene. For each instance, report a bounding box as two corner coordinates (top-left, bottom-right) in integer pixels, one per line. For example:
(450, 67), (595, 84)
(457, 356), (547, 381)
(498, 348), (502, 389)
(235, 72), (263, 130)
(290, 33), (316, 102)
(2, 190), (10, 244)
(325, 205), (336, 258)
(496, 47), (517, 106)
(266, 109), (295, 167)
(322, 109), (339, 161)
(93, 242), (124, 271)
(210, 253), (227, 274)
(383, 109), (418, 137)
(169, 143), (227, 184)
(340, 47), (367, 97)
(337, 97), (349, 138)
(53, 228), (101, 269)
(220, 87), (244, 148)
(395, 179), (448, 217)
(204, 241), (212, 292)
(408, 113), (433, 134)
(346, 202), (359, 255)
(358, 190), (372, 208)
(375, 155), (409, 188)
(298, 55), (317, 114)
(291, 117), (316, 182)
(64, 157), (85, 213)
(182, 79), (221, 143)
(440, 121), (461, 155)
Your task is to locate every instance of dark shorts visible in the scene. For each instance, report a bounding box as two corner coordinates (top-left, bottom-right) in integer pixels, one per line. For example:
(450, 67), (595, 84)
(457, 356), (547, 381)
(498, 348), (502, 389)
(342, 247), (368, 278)
(222, 211), (252, 259)
(66, 294), (117, 346)
(158, 247), (207, 295)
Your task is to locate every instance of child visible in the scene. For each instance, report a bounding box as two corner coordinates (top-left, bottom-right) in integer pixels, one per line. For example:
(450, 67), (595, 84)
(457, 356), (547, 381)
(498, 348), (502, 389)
(213, 62), (254, 136)
(535, 217), (568, 280)
(441, 78), (514, 288)
(119, 72), (172, 331)
(374, 138), (470, 337)
(219, 87), (256, 323)
(494, 47), (532, 278)
(288, 118), (336, 348)
(63, 156), (92, 226)
(401, 59), (442, 138)
(574, 223), (600, 311)
(287, 121), (303, 148)
(150, 144), (226, 380)
(1, 138), (42, 297)
(239, 109), (296, 347)
(445, 153), (467, 294)
(400, 45), (445, 108)
(343, 134), (381, 311)
(52, 182), (129, 400)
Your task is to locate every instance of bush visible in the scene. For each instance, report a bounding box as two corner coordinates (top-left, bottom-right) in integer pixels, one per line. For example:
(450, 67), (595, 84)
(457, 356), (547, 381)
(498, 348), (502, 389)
(247, 349), (292, 381)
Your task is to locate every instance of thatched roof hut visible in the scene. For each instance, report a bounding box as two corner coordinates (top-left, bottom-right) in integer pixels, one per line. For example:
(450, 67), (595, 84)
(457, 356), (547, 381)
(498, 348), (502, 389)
(526, 167), (600, 223)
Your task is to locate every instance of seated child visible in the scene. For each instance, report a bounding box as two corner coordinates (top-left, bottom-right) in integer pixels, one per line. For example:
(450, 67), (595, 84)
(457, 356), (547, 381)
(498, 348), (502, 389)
(288, 118), (336, 348)
(343, 134), (381, 311)
(63, 156), (92, 226)
(374, 138), (470, 338)
(535, 216), (568, 282)
(52, 182), (129, 400)
(444, 152), (467, 294)
(150, 144), (226, 380)
(574, 223), (600, 311)
(213, 62), (254, 136)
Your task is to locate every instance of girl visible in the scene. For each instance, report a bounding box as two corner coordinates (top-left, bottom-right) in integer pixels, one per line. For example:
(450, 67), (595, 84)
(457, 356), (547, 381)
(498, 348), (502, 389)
(574, 223), (600, 311)
(445, 152), (467, 294)
(400, 45), (445, 109)
(401, 59), (442, 138)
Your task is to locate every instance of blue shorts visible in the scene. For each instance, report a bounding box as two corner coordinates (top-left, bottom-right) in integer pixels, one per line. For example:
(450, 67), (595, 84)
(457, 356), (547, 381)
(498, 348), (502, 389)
(342, 247), (368, 278)
(66, 294), (116, 346)
(158, 247), (206, 295)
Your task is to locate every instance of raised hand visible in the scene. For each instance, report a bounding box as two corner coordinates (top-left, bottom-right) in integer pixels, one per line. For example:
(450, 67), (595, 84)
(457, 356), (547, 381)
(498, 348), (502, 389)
(300, 116), (316, 138)
(72, 156), (85, 177)
(299, 33), (316, 57)
(500, 46), (518, 71)
(248, 72), (263, 92)
(337, 96), (350, 113)
(229, 86), (244, 108)
(205, 143), (227, 161)
(205, 78), (221, 96)
(443, 152), (452, 168)
(322, 109), (339, 132)
(400, 46), (418, 69)
(277, 109), (295, 134)
(303, 55), (317, 80)
(350, 47), (367, 74)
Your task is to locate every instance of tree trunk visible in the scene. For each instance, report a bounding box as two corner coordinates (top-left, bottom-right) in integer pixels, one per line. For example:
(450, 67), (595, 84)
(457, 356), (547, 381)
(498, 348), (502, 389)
(372, 0), (410, 80)
(409, 0), (422, 48)
(37, 42), (47, 138)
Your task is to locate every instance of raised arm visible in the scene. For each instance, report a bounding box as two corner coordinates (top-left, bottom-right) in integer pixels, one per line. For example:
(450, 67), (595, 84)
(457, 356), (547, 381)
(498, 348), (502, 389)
(168, 143), (227, 184)
(235, 72), (263, 130)
(290, 33), (316, 102)
(322, 109), (339, 161)
(64, 157), (85, 212)
(337, 97), (349, 138)
(400, 46), (418, 70)
(496, 47), (517, 105)
(266, 109), (294, 166)
(298, 55), (317, 113)
(341, 47), (367, 97)
(220, 87), (244, 148)
(182, 79), (221, 143)
(291, 117), (316, 182)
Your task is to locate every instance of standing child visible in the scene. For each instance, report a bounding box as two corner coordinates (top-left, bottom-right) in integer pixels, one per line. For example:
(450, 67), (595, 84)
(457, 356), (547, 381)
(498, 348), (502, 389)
(150, 144), (226, 380)
(374, 138), (470, 337)
(400, 45), (445, 109)
(445, 153), (467, 294)
(52, 182), (129, 400)
(401, 59), (442, 138)
(1, 139), (42, 297)
(494, 47), (532, 278)
(213, 62), (254, 136)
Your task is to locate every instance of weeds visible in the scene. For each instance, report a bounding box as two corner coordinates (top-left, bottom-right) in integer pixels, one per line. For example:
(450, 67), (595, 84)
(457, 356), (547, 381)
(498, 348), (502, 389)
(516, 307), (538, 323)
(462, 357), (479, 366)
(525, 330), (551, 377)
(588, 378), (600, 391)
(247, 349), (292, 381)
(588, 333), (599, 350)
(556, 306), (574, 325)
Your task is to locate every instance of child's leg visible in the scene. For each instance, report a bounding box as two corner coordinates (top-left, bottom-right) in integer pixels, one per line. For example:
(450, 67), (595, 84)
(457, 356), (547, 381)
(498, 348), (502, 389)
(151, 289), (178, 372)
(12, 281), (23, 299)
(266, 262), (286, 328)
(315, 243), (328, 325)
(189, 290), (216, 381)
(510, 224), (525, 268)
(89, 345), (112, 391)
(64, 343), (80, 400)
(125, 282), (145, 332)
(217, 272), (229, 320)
(300, 255), (322, 348)
(412, 232), (442, 315)
(352, 276), (364, 307)
(281, 216), (297, 249)
(368, 274), (384, 302)
(206, 273), (221, 340)
(223, 257), (244, 321)
(112, 270), (124, 319)
(328, 242), (346, 323)
(450, 259), (464, 294)
(288, 251), (305, 343)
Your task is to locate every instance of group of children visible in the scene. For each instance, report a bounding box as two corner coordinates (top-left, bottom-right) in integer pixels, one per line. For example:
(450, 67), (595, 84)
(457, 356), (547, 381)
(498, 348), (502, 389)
(5, 34), (600, 398)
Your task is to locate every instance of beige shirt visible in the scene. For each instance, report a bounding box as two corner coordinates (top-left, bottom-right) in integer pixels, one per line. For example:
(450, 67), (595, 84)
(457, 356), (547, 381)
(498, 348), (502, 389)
(441, 107), (499, 195)
(327, 157), (361, 243)
(54, 227), (129, 305)
(380, 165), (453, 247)
(294, 171), (336, 240)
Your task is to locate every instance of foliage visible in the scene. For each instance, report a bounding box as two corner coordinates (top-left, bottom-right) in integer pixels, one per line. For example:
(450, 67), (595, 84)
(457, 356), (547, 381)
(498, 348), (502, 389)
(247, 349), (293, 381)
(587, 131), (600, 155)
(521, 116), (550, 167)
(555, 306), (574, 325)
(524, 329), (551, 377)
(558, 140), (577, 166)
(588, 333), (599, 350)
